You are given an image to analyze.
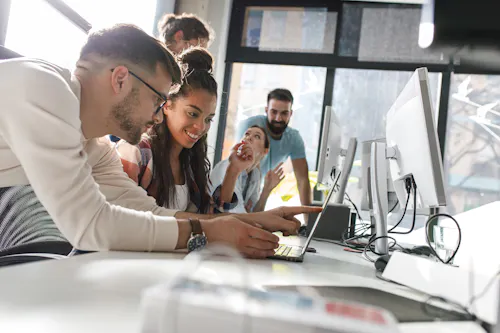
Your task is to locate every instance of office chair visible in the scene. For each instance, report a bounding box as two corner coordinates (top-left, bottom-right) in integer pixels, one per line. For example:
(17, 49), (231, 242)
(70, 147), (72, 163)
(0, 213), (74, 268)
(0, 46), (21, 59)
(0, 241), (72, 267)
(0, 184), (74, 267)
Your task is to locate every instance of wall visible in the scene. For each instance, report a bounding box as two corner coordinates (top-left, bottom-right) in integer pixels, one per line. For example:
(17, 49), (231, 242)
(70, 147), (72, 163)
(175, 0), (233, 164)
(154, 0), (176, 35)
(0, 0), (11, 45)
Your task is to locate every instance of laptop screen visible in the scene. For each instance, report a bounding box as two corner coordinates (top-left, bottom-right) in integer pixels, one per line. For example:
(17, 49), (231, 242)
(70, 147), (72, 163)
(301, 170), (342, 252)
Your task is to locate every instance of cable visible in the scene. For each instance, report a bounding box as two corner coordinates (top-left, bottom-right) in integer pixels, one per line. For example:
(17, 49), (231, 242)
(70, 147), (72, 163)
(389, 200), (399, 213)
(341, 224), (370, 244)
(362, 235), (408, 262)
(468, 269), (500, 310)
(424, 213), (462, 264)
(390, 176), (417, 235)
(340, 219), (371, 249)
(343, 229), (371, 246)
(419, 264), (500, 325)
(331, 184), (364, 224)
(421, 295), (476, 321)
(388, 177), (412, 233)
(387, 193), (410, 233)
(344, 192), (363, 223)
(313, 237), (366, 251)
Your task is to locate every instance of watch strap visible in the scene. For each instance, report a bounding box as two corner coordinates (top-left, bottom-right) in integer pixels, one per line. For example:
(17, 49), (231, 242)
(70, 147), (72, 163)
(189, 218), (203, 235)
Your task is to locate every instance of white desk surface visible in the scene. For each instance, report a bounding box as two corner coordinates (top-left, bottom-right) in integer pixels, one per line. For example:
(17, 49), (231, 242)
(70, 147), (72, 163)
(0, 240), (486, 333)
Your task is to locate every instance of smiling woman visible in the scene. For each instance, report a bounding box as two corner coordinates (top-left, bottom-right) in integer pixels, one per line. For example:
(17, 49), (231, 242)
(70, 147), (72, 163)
(116, 47), (219, 213)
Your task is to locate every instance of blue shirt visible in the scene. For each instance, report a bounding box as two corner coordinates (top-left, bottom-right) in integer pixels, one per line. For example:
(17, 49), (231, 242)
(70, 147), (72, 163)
(236, 115), (306, 176)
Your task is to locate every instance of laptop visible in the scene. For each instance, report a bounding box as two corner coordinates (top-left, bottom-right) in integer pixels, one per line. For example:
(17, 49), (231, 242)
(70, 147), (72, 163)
(269, 173), (340, 262)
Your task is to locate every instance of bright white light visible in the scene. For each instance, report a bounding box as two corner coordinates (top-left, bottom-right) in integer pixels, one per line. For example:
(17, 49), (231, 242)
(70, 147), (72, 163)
(5, 0), (157, 69)
(64, 0), (157, 35)
(418, 22), (434, 49)
(5, 0), (87, 69)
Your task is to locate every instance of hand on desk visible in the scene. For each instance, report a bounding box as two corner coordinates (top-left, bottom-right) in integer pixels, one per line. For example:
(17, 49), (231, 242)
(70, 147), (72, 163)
(236, 206), (322, 236)
(202, 216), (279, 259)
(201, 206), (322, 259)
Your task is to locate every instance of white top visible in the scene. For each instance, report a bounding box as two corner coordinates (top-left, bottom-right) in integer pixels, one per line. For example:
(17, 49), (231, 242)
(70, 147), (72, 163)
(172, 184), (190, 211)
(0, 58), (180, 252)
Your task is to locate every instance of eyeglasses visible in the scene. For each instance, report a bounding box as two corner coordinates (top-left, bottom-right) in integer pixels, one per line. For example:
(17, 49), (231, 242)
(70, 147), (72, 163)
(111, 68), (167, 115)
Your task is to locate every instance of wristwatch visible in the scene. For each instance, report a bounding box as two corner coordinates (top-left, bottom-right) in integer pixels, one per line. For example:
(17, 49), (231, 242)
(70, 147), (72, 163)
(187, 218), (207, 252)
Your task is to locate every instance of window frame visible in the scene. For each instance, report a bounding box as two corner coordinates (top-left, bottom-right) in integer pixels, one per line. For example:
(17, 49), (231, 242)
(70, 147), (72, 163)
(215, 0), (500, 166)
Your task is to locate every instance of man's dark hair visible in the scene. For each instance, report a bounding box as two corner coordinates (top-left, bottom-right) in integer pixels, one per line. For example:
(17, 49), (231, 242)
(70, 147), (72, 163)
(158, 13), (213, 45)
(79, 24), (182, 85)
(267, 88), (294, 105)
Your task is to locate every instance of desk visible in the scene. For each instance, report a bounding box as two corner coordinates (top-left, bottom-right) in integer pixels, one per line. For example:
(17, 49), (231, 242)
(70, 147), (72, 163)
(0, 241), (486, 333)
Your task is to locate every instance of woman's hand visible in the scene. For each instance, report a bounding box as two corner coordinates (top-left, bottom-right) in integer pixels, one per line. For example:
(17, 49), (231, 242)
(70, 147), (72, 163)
(264, 162), (285, 192)
(228, 142), (254, 173)
(201, 216), (279, 258)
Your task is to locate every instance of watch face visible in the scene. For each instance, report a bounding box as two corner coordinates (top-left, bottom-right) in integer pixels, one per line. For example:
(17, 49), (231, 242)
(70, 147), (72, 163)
(187, 234), (207, 252)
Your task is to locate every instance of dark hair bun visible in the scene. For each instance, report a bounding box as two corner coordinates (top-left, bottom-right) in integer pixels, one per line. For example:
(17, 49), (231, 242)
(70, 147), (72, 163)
(178, 46), (213, 73)
(158, 14), (177, 30)
(161, 14), (177, 25)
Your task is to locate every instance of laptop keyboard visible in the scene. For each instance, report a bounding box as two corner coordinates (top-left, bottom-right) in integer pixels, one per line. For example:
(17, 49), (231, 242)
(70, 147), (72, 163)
(274, 244), (299, 257)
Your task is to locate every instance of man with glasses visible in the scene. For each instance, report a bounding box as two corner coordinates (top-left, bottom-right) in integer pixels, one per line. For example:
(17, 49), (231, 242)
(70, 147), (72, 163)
(0, 24), (318, 258)
(108, 69), (166, 143)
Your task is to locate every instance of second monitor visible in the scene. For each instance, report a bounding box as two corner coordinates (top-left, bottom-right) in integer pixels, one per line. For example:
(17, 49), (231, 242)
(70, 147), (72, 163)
(317, 106), (358, 204)
(371, 67), (447, 254)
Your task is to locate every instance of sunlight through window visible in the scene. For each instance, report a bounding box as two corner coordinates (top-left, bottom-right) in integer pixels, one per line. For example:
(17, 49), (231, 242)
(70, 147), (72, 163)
(5, 0), (158, 69)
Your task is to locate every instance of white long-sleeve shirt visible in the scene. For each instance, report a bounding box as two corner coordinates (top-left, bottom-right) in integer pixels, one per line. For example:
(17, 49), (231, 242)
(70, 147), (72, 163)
(0, 58), (180, 252)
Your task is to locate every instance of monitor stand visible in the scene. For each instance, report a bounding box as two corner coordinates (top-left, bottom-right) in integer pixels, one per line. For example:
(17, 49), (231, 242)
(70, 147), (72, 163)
(370, 141), (389, 255)
(495, 283), (500, 333)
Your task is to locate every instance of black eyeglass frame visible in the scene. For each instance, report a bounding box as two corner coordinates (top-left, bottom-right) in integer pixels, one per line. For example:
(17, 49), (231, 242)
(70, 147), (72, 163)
(111, 68), (168, 115)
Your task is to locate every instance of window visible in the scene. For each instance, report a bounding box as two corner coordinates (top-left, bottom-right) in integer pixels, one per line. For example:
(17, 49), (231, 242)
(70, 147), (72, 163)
(222, 63), (327, 170)
(5, 0), (87, 69)
(220, 63), (327, 212)
(64, 0), (158, 34)
(444, 74), (500, 214)
(241, 7), (337, 53)
(331, 69), (442, 204)
(338, 3), (445, 63)
(5, 0), (158, 69)
(220, 0), (499, 218)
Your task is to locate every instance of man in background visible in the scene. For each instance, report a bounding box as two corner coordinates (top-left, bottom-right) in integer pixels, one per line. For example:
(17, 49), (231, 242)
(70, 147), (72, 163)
(237, 88), (312, 210)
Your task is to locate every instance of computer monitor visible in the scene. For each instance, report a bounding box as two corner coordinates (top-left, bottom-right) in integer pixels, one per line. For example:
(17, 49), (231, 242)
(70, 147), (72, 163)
(306, 138), (358, 237)
(317, 106), (342, 187)
(359, 139), (396, 212)
(371, 67), (447, 254)
(386, 67), (446, 209)
(333, 137), (358, 205)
